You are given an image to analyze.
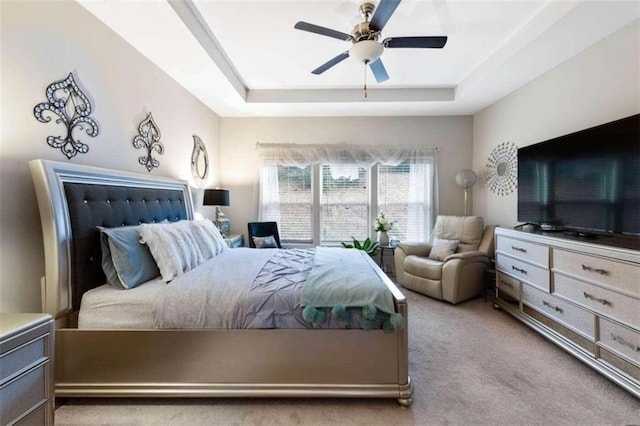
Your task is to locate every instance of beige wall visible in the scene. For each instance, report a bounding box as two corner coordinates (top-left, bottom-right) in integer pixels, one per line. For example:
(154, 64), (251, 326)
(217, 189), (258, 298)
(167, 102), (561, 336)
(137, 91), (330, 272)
(0, 1), (222, 312)
(472, 21), (640, 229)
(220, 116), (474, 239)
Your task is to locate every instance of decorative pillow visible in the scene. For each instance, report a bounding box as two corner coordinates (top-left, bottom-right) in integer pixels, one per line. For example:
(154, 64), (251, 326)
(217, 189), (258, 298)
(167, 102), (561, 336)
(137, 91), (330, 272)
(428, 238), (459, 261)
(139, 221), (205, 282)
(252, 235), (278, 249)
(98, 225), (160, 289)
(188, 220), (228, 259)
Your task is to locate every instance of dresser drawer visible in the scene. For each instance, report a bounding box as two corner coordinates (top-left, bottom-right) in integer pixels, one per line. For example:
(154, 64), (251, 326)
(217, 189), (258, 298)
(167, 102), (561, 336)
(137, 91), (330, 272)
(496, 272), (520, 301)
(554, 273), (640, 328)
(522, 283), (595, 339)
(497, 235), (549, 268)
(496, 252), (550, 292)
(15, 402), (47, 426)
(0, 363), (47, 425)
(553, 249), (640, 296)
(0, 336), (47, 383)
(599, 318), (640, 366)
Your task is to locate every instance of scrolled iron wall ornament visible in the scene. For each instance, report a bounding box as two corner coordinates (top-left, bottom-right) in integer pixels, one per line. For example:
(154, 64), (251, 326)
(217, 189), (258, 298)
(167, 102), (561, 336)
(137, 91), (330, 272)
(33, 72), (99, 159)
(132, 112), (164, 172)
(191, 135), (209, 188)
(485, 141), (518, 196)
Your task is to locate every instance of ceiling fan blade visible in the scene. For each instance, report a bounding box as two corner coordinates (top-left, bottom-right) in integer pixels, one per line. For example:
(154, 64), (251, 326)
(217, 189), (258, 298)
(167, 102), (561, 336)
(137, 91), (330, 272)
(383, 36), (448, 49)
(294, 22), (352, 41)
(370, 0), (401, 31)
(369, 58), (389, 83)
(312, 51), (350, 75)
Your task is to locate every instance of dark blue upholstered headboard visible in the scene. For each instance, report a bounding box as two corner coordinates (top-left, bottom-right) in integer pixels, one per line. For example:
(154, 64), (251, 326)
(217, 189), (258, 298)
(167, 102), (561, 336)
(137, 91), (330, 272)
(63, 183), (188, 310)
(30, 160), (194, 317)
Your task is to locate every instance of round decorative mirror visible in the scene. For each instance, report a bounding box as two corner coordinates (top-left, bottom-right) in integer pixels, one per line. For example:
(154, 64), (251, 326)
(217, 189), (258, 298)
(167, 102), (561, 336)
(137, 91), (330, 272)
(485, 141), (518, 196)
(191, 135), (209, 187)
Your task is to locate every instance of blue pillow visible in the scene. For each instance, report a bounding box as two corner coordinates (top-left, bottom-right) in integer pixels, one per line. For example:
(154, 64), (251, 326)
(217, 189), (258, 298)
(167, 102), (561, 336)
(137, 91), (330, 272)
(98, 225), (160, 289)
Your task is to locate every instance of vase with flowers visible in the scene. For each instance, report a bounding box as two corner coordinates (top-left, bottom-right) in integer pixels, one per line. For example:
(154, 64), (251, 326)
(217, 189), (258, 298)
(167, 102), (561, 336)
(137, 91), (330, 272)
(374, 213), (395, 246)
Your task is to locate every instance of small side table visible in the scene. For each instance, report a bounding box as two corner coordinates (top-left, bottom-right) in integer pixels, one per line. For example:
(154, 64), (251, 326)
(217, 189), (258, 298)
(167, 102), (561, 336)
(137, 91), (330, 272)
(224, 234), (244, 248)
(378, 245), (396, 271)
(484, 262), (496, 302)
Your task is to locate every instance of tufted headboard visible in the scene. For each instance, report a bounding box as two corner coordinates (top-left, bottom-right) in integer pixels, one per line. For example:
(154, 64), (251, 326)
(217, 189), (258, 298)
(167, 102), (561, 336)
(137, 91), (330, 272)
(30, 160), (194, 318)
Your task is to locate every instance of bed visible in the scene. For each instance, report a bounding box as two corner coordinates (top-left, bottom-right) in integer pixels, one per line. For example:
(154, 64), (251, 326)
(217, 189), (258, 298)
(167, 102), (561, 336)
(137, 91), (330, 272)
(29, 159), (413, 406)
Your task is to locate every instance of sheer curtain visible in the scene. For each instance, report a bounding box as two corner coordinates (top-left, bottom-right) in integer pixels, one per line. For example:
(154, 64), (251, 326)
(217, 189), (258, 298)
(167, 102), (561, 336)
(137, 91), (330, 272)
(257, 143), (438, 242)
(377, 150), (438, 241)
(258, 161), (281, 223)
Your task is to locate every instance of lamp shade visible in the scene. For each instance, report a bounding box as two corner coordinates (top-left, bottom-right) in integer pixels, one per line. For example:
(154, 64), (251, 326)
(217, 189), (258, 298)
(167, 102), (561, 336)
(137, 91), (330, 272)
(349, 40), (384, 63)
(203, 189), (230, 206)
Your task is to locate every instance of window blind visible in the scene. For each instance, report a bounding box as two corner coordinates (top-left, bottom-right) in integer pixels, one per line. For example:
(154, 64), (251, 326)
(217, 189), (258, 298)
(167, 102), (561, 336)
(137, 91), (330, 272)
(378, 162), (431, 242)
(320, 164), (369, 243)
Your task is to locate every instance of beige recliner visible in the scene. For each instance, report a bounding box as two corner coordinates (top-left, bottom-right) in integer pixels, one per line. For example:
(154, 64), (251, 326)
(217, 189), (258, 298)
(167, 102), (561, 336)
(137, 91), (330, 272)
(395, 216), (496, 304)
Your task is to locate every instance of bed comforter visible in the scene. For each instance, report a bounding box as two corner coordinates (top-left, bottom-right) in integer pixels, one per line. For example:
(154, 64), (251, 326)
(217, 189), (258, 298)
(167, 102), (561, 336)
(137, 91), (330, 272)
(153, 247), (400, 330)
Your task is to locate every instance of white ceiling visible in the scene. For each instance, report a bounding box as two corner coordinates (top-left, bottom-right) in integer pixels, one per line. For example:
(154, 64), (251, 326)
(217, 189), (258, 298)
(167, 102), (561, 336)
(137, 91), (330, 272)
(78, 0), (639, 117)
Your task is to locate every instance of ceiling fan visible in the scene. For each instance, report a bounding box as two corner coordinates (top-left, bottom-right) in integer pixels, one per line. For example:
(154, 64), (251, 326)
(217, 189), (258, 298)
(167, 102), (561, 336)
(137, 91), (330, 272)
(294, 0), (448, 84)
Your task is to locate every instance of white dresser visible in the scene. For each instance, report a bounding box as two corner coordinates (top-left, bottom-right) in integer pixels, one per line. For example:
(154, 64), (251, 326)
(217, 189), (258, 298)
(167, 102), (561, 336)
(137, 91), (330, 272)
(0, 314), (54, 425)
(494, 227), (639, 398)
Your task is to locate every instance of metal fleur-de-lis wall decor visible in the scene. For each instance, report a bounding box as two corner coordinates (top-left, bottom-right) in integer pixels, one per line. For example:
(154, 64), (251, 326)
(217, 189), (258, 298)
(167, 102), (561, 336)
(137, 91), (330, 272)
(33, 72), (99, 159)
(132, 112), (164, 172)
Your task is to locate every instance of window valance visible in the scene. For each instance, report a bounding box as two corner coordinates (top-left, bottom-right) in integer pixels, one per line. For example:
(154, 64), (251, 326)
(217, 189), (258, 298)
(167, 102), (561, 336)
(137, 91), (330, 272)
(257, 143), (437, 168)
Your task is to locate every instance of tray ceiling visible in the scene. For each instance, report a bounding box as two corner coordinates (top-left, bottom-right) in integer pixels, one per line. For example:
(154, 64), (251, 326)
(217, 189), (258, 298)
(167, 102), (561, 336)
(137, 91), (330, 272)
(78, 0), (639, 117)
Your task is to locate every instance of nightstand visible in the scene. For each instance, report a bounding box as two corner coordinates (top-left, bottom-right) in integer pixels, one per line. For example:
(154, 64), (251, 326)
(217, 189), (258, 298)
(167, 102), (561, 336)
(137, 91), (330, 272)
(224, 234), (244, 248)
(0, 313), (54, 425)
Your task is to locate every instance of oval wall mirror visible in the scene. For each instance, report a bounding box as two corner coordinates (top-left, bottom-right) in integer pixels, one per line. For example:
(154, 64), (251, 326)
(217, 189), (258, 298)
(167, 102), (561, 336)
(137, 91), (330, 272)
(191, 135), (209, 187)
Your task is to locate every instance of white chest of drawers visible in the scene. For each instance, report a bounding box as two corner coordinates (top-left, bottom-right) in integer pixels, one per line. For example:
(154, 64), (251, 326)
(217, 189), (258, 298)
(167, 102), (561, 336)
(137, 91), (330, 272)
(494, 227), (640, 398)
(0, 314), (54, 426)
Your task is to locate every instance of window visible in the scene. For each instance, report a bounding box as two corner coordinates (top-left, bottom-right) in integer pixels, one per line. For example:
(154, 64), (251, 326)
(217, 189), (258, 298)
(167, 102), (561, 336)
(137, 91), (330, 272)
(258, 146), (437, 245)
(378, 162), (432, 242)
(277, 165), (313, 241)
(260, 165), (312, 243)
(321, 164), (369, 243)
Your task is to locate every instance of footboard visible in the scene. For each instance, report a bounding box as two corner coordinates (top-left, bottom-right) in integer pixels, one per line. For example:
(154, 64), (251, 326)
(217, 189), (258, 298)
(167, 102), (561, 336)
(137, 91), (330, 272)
(55, 300), (412, 405)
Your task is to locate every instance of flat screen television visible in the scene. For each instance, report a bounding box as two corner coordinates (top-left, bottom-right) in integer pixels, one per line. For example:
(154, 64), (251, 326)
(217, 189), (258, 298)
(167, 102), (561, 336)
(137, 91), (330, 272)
(517, 114), (640, 239)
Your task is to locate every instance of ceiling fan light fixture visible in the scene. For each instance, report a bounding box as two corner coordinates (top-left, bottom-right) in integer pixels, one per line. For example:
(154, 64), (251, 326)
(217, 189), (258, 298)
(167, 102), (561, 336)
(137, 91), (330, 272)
(349, 40), (383, 63)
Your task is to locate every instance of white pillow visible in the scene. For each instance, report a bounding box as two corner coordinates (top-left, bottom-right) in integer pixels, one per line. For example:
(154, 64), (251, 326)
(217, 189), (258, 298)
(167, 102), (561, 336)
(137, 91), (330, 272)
(188, 220), (228, 259)
(139, 221), (205, 282)
(428, 238), (459, 261)
(252, 235), (278, 249)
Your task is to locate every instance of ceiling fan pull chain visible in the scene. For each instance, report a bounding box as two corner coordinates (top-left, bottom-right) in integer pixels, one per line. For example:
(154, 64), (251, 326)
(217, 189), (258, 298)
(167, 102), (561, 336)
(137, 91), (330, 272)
(364, 62), (368, 98)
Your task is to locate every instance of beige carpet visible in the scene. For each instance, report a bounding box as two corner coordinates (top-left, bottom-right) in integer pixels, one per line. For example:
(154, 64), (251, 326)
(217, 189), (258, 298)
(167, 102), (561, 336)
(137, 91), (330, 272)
(54, 289), (639, 425)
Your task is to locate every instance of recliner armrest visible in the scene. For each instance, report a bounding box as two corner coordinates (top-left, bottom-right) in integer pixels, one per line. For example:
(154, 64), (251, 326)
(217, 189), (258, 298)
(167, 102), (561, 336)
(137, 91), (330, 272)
(396, 242), (432, 257)
(443, 251), (491, 262)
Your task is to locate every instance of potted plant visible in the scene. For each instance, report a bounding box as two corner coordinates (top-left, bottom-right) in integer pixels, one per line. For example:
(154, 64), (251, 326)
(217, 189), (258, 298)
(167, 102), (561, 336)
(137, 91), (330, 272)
(341, 237), (380, 257)
(374, 213), (395, 245)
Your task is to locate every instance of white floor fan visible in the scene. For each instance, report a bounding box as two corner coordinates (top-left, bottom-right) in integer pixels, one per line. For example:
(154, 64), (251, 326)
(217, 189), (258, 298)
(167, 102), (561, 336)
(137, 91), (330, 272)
(455, 169), (477, 216)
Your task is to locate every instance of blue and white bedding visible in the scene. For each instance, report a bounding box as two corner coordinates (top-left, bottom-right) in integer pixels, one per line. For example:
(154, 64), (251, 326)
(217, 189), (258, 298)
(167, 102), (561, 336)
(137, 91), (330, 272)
(80, 247), (402, 331)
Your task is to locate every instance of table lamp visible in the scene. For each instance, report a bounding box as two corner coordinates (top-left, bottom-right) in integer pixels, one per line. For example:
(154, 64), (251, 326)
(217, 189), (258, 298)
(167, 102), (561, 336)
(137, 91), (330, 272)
(203, 189), (230, 232)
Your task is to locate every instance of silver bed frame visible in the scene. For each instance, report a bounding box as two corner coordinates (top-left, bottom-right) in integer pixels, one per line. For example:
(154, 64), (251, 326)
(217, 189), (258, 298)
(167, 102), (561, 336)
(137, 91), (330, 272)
(30, 159), (413, 405)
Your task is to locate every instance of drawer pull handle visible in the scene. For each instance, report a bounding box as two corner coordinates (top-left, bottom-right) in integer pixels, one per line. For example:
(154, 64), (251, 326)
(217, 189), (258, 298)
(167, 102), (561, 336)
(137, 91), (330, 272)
(582, 292), (610, 306)
(581, 264), (607, 275)
(511, 266), (527, 274)
(511, 246), (527, 253)
(542, 300), (563, 313)
(500, 280), (513, 289)
(610, 333), (640, 352)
